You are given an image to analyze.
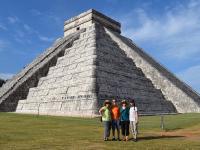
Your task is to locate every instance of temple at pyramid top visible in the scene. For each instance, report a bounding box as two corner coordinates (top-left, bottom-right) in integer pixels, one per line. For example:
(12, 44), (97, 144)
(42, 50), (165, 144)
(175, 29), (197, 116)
(64, 9), (121, 36)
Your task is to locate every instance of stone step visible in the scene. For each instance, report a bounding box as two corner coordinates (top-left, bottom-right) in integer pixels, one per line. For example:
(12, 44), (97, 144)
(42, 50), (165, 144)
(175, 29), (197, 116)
(58, 47), (96, 64)
(47, 54), (96, 77)
(57, 49), (96, 67)
(27, 78), (96, 98)
(96, 70), (152, 84)
(26, 91), (97, 104)
(37, 76), (96, 91)
(38, 64), (95, 87)
(16, 99), (27, 111)
(96, 52), (136, 67)
(97, 85), (164, 98)
(97, 61), (143, 76)
(96, 65), (149, 81)
(97, 47), (135, 63)
(96, 79), (155, 91)
(16, 99), (97, 116)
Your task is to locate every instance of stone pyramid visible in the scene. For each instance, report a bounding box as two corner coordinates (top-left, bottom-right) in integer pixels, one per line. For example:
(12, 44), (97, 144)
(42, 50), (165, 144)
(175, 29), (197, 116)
(0, 9), (200, 116)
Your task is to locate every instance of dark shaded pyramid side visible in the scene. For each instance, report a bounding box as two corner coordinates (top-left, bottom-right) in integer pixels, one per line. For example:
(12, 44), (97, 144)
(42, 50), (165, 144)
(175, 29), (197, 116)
(95, 25), (177, 114)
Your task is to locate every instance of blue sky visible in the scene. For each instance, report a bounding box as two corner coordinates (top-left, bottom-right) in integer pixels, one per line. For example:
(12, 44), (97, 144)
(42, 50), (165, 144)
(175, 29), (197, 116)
(0, 0), (200, 93)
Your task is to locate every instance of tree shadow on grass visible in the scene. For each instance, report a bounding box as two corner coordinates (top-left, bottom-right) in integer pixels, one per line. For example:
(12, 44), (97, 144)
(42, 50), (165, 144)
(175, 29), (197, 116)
(137, 135), (185, 141)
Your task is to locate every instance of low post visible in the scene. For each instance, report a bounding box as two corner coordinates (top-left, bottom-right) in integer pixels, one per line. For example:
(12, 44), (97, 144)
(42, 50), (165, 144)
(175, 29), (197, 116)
(37, 103), (41, 117)
(160, 115), (165, 130)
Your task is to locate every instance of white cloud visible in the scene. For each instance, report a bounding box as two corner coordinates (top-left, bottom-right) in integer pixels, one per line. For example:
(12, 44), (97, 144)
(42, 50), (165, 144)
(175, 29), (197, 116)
(30, 9), (62, 26)
(30, 9), (42, 16)
(7, 16), (20, 24)
(0, 73), (14, 80)
(15, 30), (25, 38)
(48, 15), (62, 25)
(117, 0), (200, 93)
(0, 39), (8, 52)
(120, 0), (200, 60)
(38, 35), (53, 42)
(177, 65), (200, 93)
(0, 23), (7, 30)
(105, 0), (120, 4)
(23, 24), (32, 33)
(6, 15), (54, 43)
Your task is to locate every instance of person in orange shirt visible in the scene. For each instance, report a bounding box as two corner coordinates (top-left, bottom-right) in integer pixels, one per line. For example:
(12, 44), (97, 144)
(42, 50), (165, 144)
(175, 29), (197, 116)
(111, 99), (121, 141)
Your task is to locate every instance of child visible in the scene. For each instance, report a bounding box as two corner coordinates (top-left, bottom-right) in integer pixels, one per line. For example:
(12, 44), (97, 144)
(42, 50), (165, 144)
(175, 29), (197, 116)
(129, 99), (138, 142)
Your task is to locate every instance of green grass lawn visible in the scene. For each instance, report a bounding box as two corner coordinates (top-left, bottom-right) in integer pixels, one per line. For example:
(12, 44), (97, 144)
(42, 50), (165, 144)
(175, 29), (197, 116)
(0, 113), (200, 150)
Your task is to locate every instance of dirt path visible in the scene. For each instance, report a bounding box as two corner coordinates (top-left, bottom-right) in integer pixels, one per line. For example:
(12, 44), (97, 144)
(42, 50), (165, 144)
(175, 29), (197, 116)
(160, 126), (200, 141)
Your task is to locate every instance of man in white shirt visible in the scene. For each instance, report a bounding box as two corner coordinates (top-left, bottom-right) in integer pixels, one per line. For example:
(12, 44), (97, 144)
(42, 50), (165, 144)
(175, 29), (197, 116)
(129, 100), (138, 142)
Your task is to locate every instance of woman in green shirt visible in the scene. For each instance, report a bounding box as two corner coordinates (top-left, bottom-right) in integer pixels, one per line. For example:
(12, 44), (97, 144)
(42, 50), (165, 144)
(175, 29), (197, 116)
(99, 100), (111, 141)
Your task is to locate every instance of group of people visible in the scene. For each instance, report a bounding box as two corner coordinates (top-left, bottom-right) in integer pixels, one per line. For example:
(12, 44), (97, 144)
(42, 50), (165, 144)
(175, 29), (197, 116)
(99, 99), (138, 142)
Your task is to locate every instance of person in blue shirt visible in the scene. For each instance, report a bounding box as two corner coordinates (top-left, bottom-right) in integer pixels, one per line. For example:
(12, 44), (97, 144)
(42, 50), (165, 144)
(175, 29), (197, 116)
(120, 100), (130, 141)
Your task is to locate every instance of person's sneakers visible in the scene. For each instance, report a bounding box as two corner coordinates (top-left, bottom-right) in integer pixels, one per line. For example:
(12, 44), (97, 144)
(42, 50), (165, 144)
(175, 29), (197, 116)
(133, 138), (137, 142)
(112, 137), (116, 141)
(104, 138), (108, 141)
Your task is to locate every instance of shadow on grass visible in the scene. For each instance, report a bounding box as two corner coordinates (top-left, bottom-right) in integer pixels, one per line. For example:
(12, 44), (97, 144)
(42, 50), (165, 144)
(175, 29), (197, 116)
(164, 128), (183, 131)
(138, 135), (185, 141)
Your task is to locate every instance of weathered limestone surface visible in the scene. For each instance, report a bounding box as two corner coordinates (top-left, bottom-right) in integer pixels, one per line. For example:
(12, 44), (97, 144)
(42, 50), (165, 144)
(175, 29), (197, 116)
(16, 25), (98, 117)
(1, 9), (200, 116)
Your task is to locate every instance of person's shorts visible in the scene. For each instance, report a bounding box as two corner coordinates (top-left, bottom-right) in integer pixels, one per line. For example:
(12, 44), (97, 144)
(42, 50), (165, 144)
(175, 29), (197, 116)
(111, 120), (120, 130)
